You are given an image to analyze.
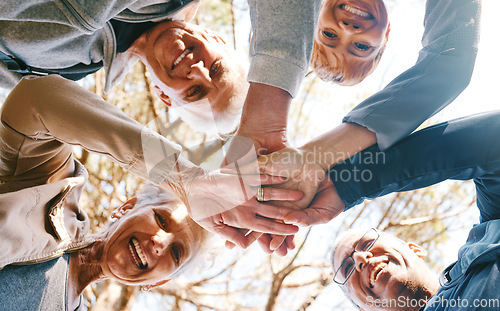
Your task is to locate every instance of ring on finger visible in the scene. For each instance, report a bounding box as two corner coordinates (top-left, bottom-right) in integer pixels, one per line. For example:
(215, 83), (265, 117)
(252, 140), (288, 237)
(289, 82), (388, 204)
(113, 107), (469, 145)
(256, 187), (265, 202)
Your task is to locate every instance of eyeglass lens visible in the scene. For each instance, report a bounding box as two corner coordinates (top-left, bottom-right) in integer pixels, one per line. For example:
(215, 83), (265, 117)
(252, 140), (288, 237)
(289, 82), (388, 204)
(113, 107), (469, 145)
(334, 229), (379, 284)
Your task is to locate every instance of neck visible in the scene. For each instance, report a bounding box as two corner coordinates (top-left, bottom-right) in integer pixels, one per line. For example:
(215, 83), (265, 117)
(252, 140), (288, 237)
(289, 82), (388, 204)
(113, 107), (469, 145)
(67, 238), (108, 309)
(406, 280), (439, 311)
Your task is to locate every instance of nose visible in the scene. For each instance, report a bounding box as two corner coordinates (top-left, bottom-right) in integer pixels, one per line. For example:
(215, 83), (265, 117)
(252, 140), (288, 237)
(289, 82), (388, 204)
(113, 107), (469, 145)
(188, 61), (211, 83)
(352, 251), (372, 272)
(151, 231), (172, 255)
(339, 20), (364, 33)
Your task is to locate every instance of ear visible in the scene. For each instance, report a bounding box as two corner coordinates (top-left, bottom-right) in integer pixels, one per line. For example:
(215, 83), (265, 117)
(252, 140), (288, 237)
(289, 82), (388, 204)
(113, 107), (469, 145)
(142, 279), (171, 291)
(203, 29), (226, 44)
(111, 197), (138, 220)
(407, 242), (427, 258)
(153, 85), (172, 107)
(385, 22), (391, 41)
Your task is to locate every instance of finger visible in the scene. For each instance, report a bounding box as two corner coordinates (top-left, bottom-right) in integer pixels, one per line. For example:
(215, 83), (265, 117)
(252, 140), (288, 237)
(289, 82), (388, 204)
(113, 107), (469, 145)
(248, 217), (299, 235)
(257, 234), (273, 254)
(284, 209), (334, 226)
(274, 240), (289, 257)
(214, 225), (255, 249)
(225, 240), (236, 249)
(284, 235), (296, 250)
(270, 235), (287, 251)
(225, 229), (261, 249)
(253, 203), (293, 220)
(257, 187), (304, 202)
(245, 231), (264, 247)
(259, 175), (287, 185)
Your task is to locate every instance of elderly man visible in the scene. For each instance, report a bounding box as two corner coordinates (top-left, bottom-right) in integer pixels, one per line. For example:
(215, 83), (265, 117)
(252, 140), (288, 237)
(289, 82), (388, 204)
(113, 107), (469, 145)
(0, 0), (246, 133)
(0, 0), (320, 136)
(326, 111), (500, 310)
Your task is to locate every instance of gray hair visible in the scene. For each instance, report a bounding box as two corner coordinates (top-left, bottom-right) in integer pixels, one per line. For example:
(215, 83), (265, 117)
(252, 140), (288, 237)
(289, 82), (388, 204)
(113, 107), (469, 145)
(172, 50), (249, 136)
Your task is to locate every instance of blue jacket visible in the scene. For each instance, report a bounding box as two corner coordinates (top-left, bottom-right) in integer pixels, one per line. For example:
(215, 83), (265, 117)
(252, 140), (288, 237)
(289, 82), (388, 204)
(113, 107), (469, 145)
(344, 0), (482, 150)
(331, 111), (500, 310)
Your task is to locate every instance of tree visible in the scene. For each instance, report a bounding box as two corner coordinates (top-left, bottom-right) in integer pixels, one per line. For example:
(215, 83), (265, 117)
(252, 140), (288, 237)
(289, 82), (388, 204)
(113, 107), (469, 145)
(0, 0), (490, 310)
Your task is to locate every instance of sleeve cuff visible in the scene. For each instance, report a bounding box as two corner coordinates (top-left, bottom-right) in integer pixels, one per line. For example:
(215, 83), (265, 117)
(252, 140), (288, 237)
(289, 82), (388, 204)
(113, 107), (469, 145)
(137, 128), (183, 184)
(248, 54), (306, 98)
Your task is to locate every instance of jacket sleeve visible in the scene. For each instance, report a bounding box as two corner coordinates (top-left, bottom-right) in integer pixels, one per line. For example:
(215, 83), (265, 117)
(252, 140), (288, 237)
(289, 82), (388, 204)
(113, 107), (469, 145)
(247, 0), (321, 97)
(343, 0), (481, 150)
(330, 111), (500, 215)
(0, 75), (182, 186)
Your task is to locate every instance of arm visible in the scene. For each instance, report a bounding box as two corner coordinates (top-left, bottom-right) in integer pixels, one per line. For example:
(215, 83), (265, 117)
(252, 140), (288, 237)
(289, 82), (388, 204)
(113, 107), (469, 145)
(285, 111), (500, 225)
(236, 0), (321, 153)
(0, 75), (300, 247)
(344, 0), (481, 150)
(0, 75), (184, 184)
(334, 111), (500, 211)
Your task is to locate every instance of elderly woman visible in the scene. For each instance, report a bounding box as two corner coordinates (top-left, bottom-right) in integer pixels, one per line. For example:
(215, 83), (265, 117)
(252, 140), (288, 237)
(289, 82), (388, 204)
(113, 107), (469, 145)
(0, 75), (301, 310)
(0, 183), (207, 310)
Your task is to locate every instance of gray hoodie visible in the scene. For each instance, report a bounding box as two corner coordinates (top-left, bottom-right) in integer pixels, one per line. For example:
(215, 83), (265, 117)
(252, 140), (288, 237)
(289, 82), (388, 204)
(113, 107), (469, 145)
(0, 0), (320, 97)
(0, 0), (198, 92)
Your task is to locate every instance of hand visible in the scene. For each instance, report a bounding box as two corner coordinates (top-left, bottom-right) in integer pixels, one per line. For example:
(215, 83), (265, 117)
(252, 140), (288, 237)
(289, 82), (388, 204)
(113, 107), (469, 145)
(232, 147), (327, 212)
(284, 174), (346, 226)
(221, 146), (326, 252)
(187, 171), (304, 248)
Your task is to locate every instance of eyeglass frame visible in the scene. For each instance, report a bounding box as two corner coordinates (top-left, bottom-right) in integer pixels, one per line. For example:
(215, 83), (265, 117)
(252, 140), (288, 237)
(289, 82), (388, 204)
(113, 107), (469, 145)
(333, 228), (380, 285)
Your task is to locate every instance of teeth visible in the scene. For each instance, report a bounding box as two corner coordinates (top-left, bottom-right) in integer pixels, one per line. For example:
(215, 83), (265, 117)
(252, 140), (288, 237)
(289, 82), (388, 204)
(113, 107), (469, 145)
(173, 49), (190, 68)
(369, 262), (387, 288)
(129, 237), (147, 268)
(129, 243), (141, 268)
(342, 4), (371, 18)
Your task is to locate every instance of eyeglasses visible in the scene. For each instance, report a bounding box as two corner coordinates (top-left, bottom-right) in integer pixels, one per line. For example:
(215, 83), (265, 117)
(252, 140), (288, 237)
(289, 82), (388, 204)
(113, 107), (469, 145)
(333, 228), (380, 285)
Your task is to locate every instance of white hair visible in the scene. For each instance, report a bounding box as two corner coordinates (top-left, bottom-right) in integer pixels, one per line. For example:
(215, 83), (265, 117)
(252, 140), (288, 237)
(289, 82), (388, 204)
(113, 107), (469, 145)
(172, 50), (249, 136)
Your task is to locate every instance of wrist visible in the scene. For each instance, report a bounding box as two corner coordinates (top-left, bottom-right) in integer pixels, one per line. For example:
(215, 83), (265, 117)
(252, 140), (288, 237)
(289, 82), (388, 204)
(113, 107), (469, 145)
(164, 166), (206, 210)
(300, 123), (376, 171)
(239, 83), (291, 133)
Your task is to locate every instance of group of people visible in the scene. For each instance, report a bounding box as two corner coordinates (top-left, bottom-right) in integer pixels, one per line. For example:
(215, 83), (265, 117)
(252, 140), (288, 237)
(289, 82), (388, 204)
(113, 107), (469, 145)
(1, 0), (497, 310)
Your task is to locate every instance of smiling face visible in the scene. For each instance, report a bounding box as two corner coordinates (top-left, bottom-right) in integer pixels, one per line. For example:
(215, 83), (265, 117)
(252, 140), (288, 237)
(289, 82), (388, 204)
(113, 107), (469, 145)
(131, 20), (246, 116)
(333, 231), (437, 310)
(313, 0), (390, 84)
(99, 198), (206, 286)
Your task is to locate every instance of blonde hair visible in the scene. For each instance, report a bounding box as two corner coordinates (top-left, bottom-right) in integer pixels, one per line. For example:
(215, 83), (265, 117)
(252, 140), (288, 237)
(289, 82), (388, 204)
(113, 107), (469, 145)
(310, 39), (387, 85)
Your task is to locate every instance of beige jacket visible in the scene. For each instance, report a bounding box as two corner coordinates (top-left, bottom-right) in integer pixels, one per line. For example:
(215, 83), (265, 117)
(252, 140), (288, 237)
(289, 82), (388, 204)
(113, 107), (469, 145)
(0, 75), (182, 268)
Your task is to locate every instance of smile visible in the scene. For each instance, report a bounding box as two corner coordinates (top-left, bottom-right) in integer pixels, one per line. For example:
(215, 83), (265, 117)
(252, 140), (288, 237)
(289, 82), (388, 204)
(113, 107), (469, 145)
(369, 262), (387, 288)
(172, 47), (193, 70)
(129, 237), (148, 269)
(340, 3), (373, 19)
